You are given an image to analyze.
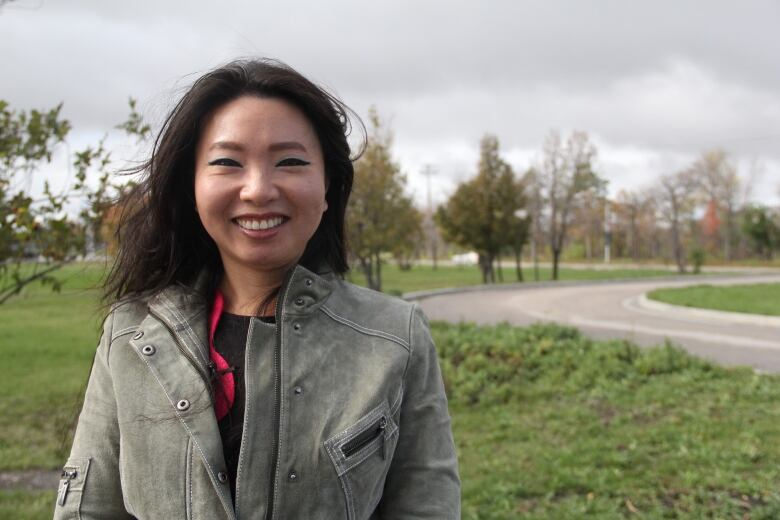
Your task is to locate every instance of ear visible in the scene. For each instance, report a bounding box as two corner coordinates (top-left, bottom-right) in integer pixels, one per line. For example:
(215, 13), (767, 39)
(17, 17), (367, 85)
(322, 177), (330, 213)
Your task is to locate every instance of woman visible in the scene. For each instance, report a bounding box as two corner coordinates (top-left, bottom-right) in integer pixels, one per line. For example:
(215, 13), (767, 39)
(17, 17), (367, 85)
(54, 59), (460, 520)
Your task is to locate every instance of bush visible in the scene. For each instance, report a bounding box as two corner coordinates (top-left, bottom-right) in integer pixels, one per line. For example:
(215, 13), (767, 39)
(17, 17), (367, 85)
(431, 322), (722, 406)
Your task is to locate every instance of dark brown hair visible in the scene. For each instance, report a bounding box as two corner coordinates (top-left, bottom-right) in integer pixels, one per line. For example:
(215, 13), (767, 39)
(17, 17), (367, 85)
(104, 58), (361, 303)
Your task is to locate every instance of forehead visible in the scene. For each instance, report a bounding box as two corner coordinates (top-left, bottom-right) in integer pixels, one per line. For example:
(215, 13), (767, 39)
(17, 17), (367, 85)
(197, 95), (320, 151)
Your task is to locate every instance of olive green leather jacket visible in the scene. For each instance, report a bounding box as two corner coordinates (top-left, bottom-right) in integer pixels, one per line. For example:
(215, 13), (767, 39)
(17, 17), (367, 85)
(53, 264), (460, 519)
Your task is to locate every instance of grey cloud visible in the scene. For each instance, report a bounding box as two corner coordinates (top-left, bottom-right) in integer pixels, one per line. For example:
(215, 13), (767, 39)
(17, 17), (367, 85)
(1, 0), (778, 204)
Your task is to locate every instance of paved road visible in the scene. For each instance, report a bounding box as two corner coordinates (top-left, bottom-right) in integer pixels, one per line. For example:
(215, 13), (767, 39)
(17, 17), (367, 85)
(415, 274), (780, 373)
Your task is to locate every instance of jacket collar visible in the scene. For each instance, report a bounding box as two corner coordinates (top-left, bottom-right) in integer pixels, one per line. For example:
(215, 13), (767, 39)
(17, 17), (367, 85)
(144, 262), (336, 373)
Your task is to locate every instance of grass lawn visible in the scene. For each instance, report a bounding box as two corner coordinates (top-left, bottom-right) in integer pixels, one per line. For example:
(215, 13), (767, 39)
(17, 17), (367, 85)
(3, 263), (779, 518)
(437, 323), (780, 518)
(648, 283), (780, 317)
(0, 491), (56, 520)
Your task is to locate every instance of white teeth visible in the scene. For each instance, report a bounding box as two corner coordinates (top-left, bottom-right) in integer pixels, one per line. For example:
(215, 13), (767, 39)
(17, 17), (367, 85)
(236, 217), (284, 230)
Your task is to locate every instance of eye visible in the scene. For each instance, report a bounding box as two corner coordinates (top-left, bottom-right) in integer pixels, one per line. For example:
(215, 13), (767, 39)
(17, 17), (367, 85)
(208, 158), (242, 167)
(276, 158), (311, 167)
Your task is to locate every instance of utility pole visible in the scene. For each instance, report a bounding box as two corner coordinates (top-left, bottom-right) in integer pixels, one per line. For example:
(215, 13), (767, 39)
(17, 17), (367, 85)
(604, 200), (612, 263)
(422, 165), (438, 270)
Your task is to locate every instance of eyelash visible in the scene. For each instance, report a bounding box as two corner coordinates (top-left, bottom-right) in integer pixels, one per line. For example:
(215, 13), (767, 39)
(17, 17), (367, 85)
(207, 158), (310, 168)
(277, 158), (310, 167)
(208, 158), (241, 167)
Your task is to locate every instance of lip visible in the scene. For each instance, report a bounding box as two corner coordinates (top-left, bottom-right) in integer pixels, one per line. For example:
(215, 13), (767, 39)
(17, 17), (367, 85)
(233, 212), (288, 220)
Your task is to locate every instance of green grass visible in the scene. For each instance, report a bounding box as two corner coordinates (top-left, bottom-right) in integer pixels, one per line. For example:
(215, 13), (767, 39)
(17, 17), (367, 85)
(4, 263), (780, 518)
(0, 491), (56, 519)
(436, 322), (780, 518)
(648, 283), (780, 317)
(0, 263), (108, 470)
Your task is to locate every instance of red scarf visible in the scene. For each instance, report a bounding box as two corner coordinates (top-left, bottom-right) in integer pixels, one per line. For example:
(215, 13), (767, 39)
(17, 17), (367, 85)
(209, 290), (235, 421)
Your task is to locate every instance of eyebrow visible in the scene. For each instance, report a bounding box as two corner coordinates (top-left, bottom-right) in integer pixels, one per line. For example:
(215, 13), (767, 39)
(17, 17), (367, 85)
(268, 141), (307, 153)
(208, 140), (308, 153)
(209, 141), (244, 152)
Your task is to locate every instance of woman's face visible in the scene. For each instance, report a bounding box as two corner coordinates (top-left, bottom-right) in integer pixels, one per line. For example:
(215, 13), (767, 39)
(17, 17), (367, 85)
(194, 95), (328, 279)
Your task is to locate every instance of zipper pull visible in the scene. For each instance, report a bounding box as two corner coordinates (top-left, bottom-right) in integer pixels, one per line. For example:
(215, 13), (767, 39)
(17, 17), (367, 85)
(57, 478), (70, 506)
(379, 417), (388, 460)
(57, 469), (77, 506)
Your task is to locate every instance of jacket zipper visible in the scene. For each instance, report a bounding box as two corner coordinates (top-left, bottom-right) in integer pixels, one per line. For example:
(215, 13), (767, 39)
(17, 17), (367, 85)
(56, 468), (78, 506)
(341, 416), (388, 460)
(266, 268), (295, 520)
(147, 308), (213, 396)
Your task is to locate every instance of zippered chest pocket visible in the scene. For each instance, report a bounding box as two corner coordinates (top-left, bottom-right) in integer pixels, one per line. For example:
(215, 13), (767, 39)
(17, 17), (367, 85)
(324, 402), (399, 520)
(53, 457), (91, 516)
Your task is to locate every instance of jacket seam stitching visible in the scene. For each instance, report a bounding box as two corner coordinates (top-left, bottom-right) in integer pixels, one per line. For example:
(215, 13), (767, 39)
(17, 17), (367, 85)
(319, 305), (410, 351)
(185, 437), (193, 520)
(326, 403), (386, 449)
(233, 320), (258, 519)
(272, 303), (287, 518)
(159, 294), (209, 367)
(402, 304), (417, 383)
(390, 385), (403, 415)
(134, 350), (234, 519)
(340, 426), (399, 474)
(104, 312), (116, 369)
(342, 468), (355, 520)
(110, 326), (136, 343)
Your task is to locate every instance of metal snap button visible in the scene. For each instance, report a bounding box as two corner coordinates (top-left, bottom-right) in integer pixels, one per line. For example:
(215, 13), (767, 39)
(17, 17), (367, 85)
(304, 278), (313, 287)
(293, 323), (301, 331)
(141, 345), (156, 356)
(133, 331), (144, 340)
(288, 470), (298, 481)
(217, 471), (228, 484)
(293, 386), (303, 395)
(176, 399), (190, 411)
(294, 297), (304, 306)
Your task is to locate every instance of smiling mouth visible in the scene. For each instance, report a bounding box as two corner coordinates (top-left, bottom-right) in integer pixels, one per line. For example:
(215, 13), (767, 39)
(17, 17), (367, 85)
(234, 216), (287, 231)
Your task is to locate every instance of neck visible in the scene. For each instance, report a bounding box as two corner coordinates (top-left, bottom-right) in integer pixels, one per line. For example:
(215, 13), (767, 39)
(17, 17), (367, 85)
(218, 263), (290, 316)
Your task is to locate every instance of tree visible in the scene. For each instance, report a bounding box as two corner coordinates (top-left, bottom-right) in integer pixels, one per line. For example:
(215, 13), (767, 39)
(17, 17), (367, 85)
(436, 134), (527, 283)
(521, 167), (543, 280)
(534, 130), (601, 280)
(0, 101), (74, 303)
(654, 170), (698, 273)
(742, 205), (779, 260)
(495, 172), (530, 281)
(690, 149), (740, 260)
(614, 190), (655, 261)
(347, 108), (421, 291)
(0, 99), (142, 304)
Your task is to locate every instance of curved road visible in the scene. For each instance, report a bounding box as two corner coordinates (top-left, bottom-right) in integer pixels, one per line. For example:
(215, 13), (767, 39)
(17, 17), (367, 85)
(415, 274), (780, 372)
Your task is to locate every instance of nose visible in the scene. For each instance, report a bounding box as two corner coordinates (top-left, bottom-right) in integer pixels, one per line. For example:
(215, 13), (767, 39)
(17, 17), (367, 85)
(239, 166), (280, 205)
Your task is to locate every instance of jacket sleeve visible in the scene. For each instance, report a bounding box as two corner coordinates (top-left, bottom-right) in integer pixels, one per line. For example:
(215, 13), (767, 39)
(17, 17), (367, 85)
(53, 311), (133, 519)
(378, 304), (461, 519)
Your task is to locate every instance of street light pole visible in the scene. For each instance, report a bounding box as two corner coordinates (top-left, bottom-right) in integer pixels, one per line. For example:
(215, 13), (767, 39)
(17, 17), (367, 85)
(422, 165), (438, 270)
(604, 200), (612, 263)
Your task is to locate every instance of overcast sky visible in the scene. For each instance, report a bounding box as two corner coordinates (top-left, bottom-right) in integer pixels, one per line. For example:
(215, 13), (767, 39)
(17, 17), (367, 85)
(2, 0), (779, 207)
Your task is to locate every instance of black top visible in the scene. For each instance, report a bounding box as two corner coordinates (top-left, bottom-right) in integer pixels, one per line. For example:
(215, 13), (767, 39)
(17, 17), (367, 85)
(213, 312), (275, 502)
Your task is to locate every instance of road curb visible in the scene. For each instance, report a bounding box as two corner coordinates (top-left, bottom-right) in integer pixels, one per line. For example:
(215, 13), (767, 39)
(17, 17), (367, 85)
(638, 293), (780, 328)
(402, 273), (773, 302)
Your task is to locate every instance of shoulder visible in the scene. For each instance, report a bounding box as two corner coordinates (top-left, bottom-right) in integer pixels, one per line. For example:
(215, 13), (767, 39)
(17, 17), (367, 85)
(320, 278), (423, 350)
(103, 281), (204, 344)
(101, 297), (149, 345)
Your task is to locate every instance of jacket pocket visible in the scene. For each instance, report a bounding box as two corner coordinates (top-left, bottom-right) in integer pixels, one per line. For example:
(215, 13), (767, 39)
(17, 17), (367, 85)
(324, 402), (399, 520)
(53, 457), (91, 518)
